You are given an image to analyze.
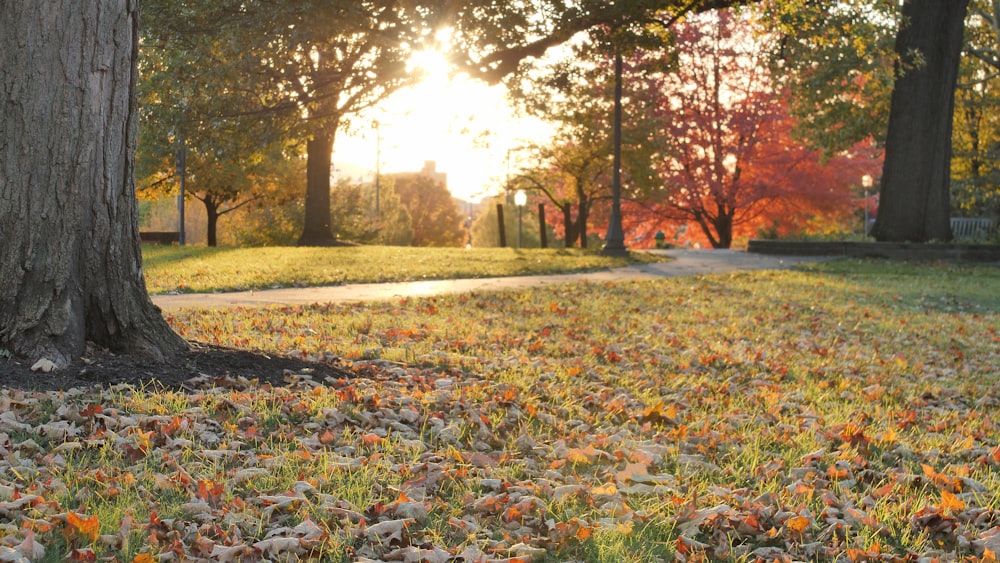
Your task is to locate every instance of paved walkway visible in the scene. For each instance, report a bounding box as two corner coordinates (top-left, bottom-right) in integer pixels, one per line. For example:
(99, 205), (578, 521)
(151, 249), (828, 311)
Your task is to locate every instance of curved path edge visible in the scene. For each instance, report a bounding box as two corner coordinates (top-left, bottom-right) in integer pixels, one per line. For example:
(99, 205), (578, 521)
(151, 249), (830, 311)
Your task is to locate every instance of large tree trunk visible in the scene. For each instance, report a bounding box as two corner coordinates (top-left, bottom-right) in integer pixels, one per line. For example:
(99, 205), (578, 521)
(0, 1), (188, 369)
(298, 129), (339, 246)
(872, 0), (968, 242)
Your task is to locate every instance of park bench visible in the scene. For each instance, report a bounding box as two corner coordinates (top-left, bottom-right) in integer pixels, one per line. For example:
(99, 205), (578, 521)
(140, 231), (180, 245)
(950, 217), (996, 241)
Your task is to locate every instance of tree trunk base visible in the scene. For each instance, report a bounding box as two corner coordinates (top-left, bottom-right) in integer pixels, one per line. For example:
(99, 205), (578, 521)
(295, 234), (358, 247)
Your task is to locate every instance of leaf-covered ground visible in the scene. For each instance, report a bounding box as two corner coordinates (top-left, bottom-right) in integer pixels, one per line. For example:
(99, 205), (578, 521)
(2, 261), (999, 561)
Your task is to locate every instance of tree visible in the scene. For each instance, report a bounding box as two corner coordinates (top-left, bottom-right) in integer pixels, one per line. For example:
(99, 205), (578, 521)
(0, 2), (187, 369)
(330, 179), (414, 246)
(444, 0), (752, 83)
(767, 0), (899, 154)
(136, 21), (305, 248)
(951, 1), (1000, 218)
(515, 139), (612, 248)
(624, 10), (881, 248)
(143, 0), (427, 246)
(137, 127), (303, 246)
(769, 0), (970, 242)
(393, 175), (466, 246)
(871, 0), (969, 242)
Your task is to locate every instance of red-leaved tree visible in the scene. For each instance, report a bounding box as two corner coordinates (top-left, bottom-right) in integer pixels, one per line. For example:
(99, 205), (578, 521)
(622, 10), (881, 248)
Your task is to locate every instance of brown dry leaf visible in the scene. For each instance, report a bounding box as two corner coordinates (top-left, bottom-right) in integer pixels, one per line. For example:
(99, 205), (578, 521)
(364, 518), (414, 546)
(383, 545), (452, 563)
(252, 536), (304, 556)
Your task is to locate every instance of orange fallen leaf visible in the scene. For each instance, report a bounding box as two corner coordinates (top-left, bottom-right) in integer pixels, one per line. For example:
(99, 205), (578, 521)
(196, 480), (225, 507)
(131, 554), (156, 563)
(785, 515), (810, 533)
(940, 490), (965, 513)
(67, 511), (100, 542)
(362, 433), (384, 446)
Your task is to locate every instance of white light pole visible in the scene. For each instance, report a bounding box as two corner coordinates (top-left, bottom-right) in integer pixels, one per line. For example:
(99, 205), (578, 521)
(515, 189), (527, 249)
(862, 174), (873, 236)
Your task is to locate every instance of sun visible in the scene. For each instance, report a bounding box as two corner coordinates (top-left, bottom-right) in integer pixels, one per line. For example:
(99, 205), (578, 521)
(407, 48), (451, 83)
(334, 33), (554, 202)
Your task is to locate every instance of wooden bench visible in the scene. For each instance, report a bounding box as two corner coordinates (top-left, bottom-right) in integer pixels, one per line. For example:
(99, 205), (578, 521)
(140, 231), (180, 245)
(950, 217), (996, 241)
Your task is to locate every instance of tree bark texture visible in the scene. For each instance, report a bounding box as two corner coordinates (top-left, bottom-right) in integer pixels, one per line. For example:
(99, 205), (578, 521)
(0, 1), (188, 368)
(872, 0), (968, 242)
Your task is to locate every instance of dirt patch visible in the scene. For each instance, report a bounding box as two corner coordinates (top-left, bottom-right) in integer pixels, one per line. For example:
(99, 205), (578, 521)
(0, 342), (355, 393)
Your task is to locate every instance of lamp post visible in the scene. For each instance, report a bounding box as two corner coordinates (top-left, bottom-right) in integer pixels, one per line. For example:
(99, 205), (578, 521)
(861, 174), (873, 237)
(601, 51), (627, 256)
(515, 189), (527, 249)
(175, 132), (186, 246)
(372, 120), (381, 221)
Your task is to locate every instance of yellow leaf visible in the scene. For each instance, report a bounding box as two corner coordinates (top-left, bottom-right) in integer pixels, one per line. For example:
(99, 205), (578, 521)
(940, 490), (965, 513)
(591, 482), (618, 496)
(879, 427), (898, 444)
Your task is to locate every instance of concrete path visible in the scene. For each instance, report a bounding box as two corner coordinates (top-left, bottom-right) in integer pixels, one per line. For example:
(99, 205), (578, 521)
(151, 249), (827, 311)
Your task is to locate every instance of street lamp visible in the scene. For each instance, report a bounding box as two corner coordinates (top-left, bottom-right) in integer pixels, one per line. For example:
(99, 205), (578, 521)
(372, 120), (381, 221)
(601, 51), (627, 256)
(514, 189), (527, 249)
(861, 174), (873, 236)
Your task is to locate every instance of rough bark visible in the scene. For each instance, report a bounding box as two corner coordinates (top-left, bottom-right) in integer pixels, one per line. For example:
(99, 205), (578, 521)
(0, 1), (188, 369)
(872, 0), (969, 242)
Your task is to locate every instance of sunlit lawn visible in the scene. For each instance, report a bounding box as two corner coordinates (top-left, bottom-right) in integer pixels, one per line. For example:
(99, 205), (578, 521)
(141, 245), (659, 295)
(3, 259), (999, 561)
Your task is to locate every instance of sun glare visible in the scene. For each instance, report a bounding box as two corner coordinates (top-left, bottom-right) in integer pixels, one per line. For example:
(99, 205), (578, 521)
(407, 48), (451, 81)
(335, 30), (554, 202)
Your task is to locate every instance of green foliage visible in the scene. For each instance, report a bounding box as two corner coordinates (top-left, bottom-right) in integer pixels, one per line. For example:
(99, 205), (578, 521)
(140, 0), (435, 244)
(764, 0), (899, 153)
(445, 0), (750, 82)
(330, 178), (414, 246)
(225, 199), (306, 247)
(952, 0), (1000, 217)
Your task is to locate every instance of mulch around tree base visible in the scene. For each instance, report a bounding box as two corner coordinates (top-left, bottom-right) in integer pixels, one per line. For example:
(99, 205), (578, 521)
(0, 343), (356, 393)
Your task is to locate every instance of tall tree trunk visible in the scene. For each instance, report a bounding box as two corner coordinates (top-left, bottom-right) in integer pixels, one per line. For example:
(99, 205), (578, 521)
(713, 213), (734, 249)
(298, 129), (338, 246)
(0, 1), (188, 369)
(872, 0), (968, 242)
(562, 203), (577, 248)
(576, 202), (590, 249)
(204, 197), (220, 248)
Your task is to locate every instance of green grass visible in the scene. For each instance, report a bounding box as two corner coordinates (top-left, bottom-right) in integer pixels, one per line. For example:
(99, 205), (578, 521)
(141, 245), (659, 294)
(3, 259), (1000, 561)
